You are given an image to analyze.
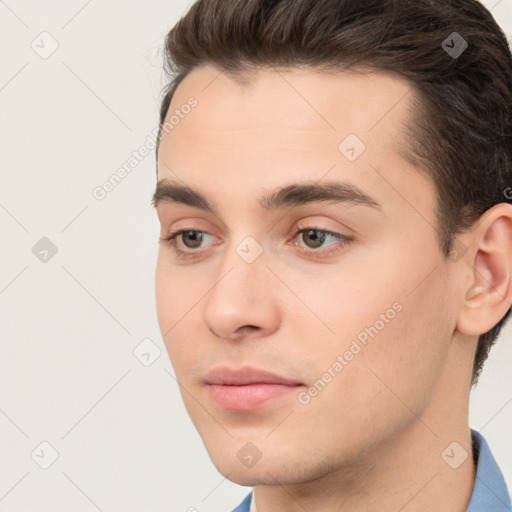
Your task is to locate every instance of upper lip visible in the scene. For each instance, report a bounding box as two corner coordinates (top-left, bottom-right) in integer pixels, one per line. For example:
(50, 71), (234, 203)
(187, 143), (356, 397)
(205, 366), (302, 386)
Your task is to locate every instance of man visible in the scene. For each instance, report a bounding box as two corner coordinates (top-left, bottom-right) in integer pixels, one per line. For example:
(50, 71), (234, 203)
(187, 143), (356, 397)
(152, 0), (512, 510)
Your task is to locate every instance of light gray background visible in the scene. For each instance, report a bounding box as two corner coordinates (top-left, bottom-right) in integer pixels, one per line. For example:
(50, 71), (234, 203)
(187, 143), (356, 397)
(0, 1), (511, 511)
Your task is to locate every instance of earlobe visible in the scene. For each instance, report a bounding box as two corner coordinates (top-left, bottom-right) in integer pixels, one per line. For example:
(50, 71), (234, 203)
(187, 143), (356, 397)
(456, 204), (512, 337)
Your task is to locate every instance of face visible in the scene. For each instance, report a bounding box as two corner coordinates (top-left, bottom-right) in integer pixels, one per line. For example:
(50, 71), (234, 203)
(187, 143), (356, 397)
(154, 64), (463, 485)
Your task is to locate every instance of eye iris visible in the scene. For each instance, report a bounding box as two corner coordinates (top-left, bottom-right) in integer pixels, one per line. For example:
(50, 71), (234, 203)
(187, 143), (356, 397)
(182, 231), (203, 248)
(303, 229), (326, 249)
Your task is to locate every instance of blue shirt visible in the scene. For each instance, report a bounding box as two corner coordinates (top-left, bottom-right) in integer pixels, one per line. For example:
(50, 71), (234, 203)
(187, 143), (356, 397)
(230, 429), (511, 512)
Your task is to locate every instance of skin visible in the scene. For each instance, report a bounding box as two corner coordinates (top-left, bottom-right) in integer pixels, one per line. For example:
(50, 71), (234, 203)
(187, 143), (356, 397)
(153, 63), (512, 512)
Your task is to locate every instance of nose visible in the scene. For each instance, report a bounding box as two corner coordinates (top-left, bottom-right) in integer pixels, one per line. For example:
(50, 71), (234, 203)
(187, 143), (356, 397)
(203, 246), (281, 341)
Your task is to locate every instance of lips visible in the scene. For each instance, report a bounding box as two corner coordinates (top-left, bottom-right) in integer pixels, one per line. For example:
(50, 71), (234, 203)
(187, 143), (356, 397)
(205, 366), (303, 386)
(205, 366), (304, 411)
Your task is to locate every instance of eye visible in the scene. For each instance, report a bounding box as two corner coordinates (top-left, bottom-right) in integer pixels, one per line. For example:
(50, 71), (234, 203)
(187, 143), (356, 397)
(292, 226), (353, 257)
(160, 230), (215, 258)
(171, 230), (206, 249)
(160, 226), (353, 259)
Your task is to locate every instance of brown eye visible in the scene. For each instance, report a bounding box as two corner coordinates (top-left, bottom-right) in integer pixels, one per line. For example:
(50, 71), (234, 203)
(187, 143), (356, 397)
(180, 231), (205, 249)
(292, 226), (353, 258)
(161, 230), (212, 257)
(301, 229), (328, 249)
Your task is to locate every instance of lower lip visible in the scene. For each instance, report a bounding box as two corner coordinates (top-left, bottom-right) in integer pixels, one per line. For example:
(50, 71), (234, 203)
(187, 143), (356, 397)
(208, 383), (301, 411)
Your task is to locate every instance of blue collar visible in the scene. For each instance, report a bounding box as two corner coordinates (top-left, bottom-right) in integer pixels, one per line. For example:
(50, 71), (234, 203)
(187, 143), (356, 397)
(231, 491), (252, 512)
(230, 429), (511, 512)
(466, 429), (511, 511)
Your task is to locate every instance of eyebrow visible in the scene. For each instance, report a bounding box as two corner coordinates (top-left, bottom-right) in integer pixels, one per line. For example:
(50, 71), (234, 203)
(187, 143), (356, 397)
(151, 178), (382, 214)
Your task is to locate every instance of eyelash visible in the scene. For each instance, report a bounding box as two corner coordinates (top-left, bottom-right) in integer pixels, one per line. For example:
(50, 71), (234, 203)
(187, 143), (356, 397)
(160, 226), (353, 260)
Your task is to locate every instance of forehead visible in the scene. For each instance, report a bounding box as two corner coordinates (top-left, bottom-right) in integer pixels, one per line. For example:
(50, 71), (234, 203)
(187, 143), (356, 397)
(169, 64), (413, 130)
(156, 64), (434, 224)
(159, 64), (416, 164)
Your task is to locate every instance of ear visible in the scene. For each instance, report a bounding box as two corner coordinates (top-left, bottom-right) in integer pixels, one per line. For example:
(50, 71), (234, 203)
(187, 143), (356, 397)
(456, 203), (512, 336)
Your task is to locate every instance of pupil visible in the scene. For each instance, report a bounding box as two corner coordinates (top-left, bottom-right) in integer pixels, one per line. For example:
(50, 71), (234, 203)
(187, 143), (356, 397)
(305, 229), (325, 248)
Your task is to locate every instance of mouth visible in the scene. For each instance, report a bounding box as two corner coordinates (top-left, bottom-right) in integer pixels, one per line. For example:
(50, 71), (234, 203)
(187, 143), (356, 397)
(205, 365), (304, 411)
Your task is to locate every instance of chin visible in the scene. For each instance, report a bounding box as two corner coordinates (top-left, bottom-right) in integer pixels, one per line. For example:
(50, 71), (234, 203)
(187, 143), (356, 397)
(205, 445), (275, 485)
(222, 469), (267, 486)
(207, 446), (314, 487)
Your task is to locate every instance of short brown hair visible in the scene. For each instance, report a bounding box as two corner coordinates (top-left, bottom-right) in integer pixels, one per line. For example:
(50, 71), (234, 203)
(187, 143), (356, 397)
(156, 0), (512, 386)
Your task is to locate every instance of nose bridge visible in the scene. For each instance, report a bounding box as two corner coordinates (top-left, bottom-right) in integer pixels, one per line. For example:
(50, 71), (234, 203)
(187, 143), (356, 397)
(208, 235), (269, 307)
(202, 234), (279, 339)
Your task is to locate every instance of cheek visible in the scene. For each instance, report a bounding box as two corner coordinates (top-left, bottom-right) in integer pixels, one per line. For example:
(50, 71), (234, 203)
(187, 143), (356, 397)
(155, 253), (200, 323)
(285, 277), (452, 458)
(289, 247), (452, 406)
(154, 256), (199, 365)
(385, 289), (451, 404)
